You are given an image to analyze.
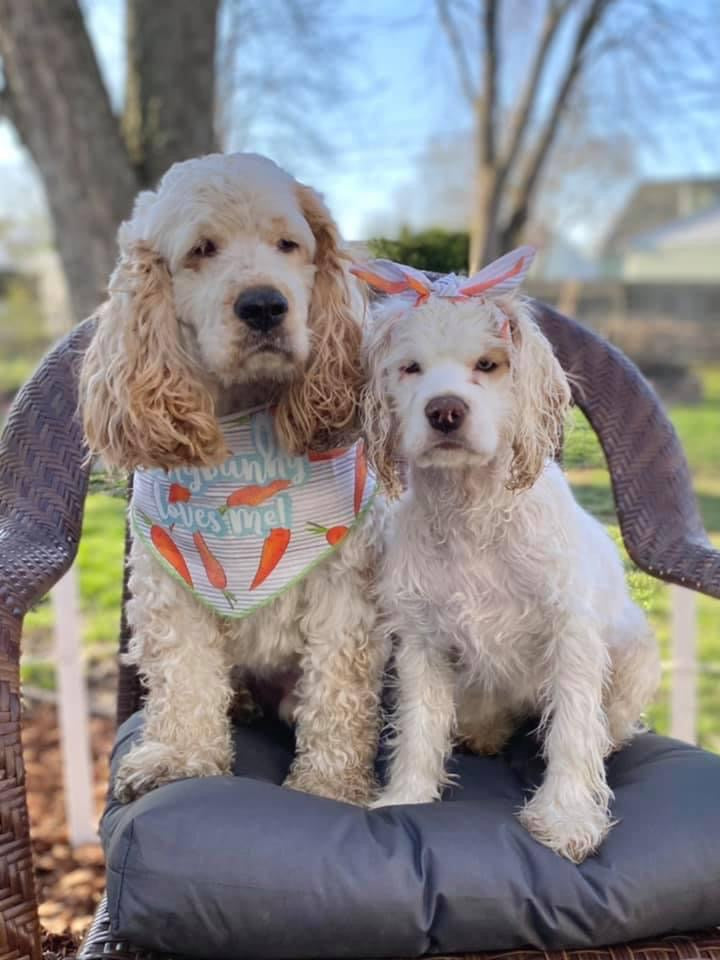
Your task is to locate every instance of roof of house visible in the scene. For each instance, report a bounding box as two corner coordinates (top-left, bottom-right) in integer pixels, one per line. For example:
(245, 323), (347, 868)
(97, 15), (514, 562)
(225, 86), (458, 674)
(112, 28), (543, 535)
(604, 177), (720, 252)
(629, 202), (720, 251)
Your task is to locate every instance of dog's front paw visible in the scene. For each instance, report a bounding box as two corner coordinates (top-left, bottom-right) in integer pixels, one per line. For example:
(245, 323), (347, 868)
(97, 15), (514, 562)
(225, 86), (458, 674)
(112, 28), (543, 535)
(518, 786), (612, 863)
(284, 763), (377, 806)
(114, 741), (231, 803)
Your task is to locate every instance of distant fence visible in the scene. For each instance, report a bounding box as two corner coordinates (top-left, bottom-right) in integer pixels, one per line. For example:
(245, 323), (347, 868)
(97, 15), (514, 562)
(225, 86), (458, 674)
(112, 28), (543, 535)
(527, 280), (720, 366)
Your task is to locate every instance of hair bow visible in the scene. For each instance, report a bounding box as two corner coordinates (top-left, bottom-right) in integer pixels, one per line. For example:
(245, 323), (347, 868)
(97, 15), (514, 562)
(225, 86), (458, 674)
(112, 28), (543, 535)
(351, 245), (535, 307)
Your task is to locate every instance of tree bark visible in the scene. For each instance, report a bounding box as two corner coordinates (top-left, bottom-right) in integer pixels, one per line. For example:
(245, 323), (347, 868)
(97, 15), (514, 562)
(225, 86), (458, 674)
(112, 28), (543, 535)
(124, 0), (220, 187)
(469, 106), (501, 271)
(469, 0), (500, 270)
(0, 0), (220, 320)
(0, 0), (138, 319)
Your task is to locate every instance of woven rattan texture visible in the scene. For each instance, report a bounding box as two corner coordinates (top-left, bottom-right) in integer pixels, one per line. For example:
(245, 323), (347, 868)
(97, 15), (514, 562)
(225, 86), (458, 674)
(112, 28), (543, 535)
(77, 896), (720, 960)
(0, 320), (96, 960)
(534, 303), (719, 598)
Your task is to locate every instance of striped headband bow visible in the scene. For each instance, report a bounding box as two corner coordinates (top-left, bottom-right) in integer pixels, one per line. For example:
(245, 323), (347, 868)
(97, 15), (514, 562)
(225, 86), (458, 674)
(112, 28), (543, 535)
(351, 245), (536, 307)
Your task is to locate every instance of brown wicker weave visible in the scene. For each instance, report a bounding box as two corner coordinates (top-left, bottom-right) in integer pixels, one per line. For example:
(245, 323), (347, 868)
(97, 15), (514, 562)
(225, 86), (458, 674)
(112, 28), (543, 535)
(0, 304), (718, 960)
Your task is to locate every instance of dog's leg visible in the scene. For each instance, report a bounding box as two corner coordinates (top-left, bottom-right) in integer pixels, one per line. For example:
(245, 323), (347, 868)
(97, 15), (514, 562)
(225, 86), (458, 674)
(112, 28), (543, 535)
(518, 614), (612, 862)
(283, 558), (385, 806)
(374, 638), (456, 806)
(457, 686), (516, 756)
(115, 546), (234, 802)
(606, 610), (660, 748)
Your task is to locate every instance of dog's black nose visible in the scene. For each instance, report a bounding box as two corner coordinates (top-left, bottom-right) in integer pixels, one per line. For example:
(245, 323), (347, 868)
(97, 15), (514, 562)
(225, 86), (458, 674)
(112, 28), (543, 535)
(425, 395), (468, 433)
(234, 286), (288, 332)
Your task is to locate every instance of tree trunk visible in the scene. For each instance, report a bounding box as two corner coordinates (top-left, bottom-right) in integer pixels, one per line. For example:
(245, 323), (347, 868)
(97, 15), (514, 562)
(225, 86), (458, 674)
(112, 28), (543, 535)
(0, 0), (138, 319)
(124, 0), (220, 187)
(469, 147), (502, 270)
(468, 0), (500, 272)
(0, 0), (221, 321)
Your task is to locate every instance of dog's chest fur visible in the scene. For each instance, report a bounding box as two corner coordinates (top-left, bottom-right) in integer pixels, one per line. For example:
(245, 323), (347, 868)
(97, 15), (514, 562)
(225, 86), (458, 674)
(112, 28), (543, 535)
(381, 481), (564, 695)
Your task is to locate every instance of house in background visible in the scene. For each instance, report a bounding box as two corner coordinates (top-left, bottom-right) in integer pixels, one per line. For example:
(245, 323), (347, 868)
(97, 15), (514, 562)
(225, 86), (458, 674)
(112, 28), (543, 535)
(618, 205), (720, 283)
(602, 178), (720, 282)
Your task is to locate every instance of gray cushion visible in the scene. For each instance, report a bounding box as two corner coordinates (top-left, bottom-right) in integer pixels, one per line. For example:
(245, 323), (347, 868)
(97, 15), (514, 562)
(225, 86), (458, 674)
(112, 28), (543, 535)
(101, 712), (720, 959)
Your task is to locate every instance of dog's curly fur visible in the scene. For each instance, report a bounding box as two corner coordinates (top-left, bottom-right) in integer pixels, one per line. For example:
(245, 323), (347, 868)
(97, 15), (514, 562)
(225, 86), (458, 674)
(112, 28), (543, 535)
(363, 290), (661, 861)
(79, 153), (386, 805)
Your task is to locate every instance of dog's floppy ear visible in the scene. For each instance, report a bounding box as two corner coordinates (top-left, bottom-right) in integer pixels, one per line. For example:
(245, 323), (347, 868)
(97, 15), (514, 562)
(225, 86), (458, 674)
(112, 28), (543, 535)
(79, 242), (227, 471)
(503, 297), (571, 491)
(361, 312), (403, 499)
(274, 183), (364, 454)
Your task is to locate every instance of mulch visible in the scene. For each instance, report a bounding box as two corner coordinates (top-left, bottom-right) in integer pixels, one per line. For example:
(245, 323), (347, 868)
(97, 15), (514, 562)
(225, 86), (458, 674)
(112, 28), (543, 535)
(22, 700), (114, 948)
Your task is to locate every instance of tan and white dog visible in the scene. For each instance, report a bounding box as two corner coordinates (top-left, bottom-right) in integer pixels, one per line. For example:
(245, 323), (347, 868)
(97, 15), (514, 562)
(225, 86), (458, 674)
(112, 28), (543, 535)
(80, 153), (387, 806)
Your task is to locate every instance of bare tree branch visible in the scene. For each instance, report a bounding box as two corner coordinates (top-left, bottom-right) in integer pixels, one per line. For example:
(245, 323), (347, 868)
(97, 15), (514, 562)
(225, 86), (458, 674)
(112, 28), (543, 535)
(435, 0), (477, 106)
(496, 0), (569, 192)
(480, 0), (499, 165)
(500, 0), (616, 248)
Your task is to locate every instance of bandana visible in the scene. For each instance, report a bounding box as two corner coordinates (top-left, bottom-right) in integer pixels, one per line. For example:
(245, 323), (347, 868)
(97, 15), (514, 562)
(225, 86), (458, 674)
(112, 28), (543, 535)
(131, 409), (376, 619)
(351, 245), (535, 306)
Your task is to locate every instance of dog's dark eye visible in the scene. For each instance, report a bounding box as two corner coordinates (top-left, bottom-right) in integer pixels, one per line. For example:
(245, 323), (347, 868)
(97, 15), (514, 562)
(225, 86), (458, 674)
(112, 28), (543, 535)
(401, 362), (422, 375)
(277, 238), (299, 253)
(190, 239), (217, 259)
(475, 358), (498, 373)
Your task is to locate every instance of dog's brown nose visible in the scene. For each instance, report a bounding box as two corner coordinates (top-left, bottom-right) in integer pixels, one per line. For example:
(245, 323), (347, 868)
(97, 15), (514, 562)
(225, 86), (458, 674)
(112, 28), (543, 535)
(425, 395), (468, 433)
(234, 286), (288, 333)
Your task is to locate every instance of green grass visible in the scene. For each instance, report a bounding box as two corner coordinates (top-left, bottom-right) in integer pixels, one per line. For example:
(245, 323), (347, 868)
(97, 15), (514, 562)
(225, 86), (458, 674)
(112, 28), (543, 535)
(0, 356), (37, 395)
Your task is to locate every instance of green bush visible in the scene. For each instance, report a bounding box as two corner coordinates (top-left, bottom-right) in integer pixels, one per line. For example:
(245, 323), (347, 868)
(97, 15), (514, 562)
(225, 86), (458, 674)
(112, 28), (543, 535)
(367, 227), (469, 274)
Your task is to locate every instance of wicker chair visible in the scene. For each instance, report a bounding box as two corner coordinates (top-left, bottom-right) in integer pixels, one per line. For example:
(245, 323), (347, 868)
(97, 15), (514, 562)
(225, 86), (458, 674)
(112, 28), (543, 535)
(0, 304), (718, 960)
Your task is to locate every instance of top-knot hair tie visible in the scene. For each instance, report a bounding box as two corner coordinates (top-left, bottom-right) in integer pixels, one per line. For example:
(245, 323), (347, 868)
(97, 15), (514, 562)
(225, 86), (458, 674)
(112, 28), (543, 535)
(350, 245), (536, 307)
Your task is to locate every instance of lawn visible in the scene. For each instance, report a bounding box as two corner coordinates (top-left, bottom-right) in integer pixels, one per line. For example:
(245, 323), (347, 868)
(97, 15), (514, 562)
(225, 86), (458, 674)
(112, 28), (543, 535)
(19, 369), (720, 750)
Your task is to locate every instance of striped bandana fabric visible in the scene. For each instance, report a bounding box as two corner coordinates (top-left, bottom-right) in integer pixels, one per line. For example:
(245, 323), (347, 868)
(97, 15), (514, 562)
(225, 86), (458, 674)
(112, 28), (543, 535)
(351, 245), (536, 306)
(131, 409), (376, 619)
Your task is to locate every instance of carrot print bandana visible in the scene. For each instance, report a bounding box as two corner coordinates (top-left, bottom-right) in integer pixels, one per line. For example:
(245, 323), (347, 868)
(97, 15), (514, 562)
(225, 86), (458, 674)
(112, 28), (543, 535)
(131, 409), (376, 619)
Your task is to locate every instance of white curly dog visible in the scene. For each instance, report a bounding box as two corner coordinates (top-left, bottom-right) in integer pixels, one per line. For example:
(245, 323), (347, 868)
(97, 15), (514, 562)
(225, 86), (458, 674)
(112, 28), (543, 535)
(80, 153), (386, 806)
(356, 251), (660, 861)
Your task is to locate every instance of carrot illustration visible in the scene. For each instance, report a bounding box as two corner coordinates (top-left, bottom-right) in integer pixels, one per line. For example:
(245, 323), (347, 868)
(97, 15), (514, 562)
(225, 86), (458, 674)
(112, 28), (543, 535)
(223, 479), (290, 511)
(307, 446), (351, 462)
(250, 528), (291, 590)
(149, 523), (193, 587)
(354, 442), (368, 514)
(193, 532), (235, 608)
(168, 483), (191, 503)
(307, 522), (349, 547)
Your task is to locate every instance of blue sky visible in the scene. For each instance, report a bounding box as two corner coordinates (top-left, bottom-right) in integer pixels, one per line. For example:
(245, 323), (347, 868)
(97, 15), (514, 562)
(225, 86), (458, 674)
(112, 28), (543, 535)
(0, 0), (717, 248)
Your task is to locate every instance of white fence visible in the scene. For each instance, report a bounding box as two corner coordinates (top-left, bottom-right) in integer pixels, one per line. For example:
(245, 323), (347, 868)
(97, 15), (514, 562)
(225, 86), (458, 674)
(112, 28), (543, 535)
(670, 586), (699, 744)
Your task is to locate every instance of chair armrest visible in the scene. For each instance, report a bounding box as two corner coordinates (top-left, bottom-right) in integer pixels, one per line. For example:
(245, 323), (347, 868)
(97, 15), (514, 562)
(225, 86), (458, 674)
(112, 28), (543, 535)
(533, 301), (720, 599)
(0, 319), (95, 960)
(0, 319), (95, 622)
